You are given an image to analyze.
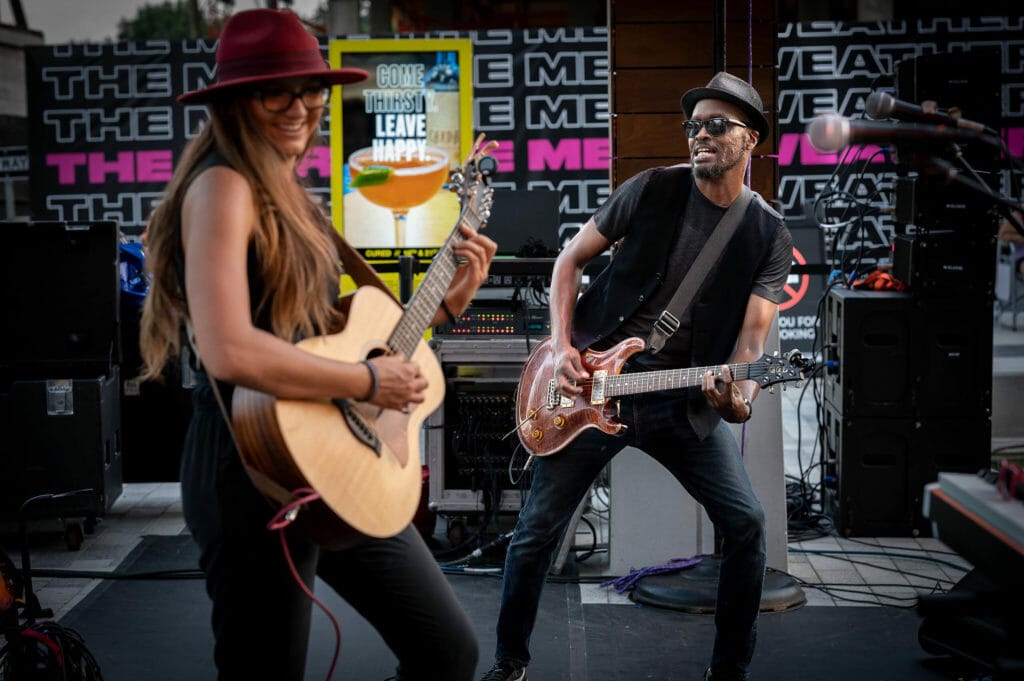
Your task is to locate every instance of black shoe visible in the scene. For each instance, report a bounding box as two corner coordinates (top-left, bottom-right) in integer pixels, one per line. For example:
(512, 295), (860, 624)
(480, 660), (527, 681)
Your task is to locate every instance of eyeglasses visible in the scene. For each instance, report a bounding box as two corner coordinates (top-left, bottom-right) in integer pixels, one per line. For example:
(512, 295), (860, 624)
(254, 85), (331, 113)
(682, 117), (751, 138)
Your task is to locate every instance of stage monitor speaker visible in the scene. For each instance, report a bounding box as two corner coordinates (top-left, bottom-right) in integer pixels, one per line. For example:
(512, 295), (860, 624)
(893, 175), (1002, 234)
(892, 232), (996, 296)
(893, 49), (1002, 233)
(824, 288), (914, 418)
(823, 404), (990, 537)
(0, 221), (120, 376)
(912, 295), (993, 419)
(896, 48), (1000, 138)
(0, 369), (123, 520)
(118, 293), (192, 483)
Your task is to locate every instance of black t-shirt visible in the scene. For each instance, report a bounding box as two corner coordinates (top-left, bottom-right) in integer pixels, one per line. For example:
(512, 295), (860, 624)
(591, 170), (792, 369)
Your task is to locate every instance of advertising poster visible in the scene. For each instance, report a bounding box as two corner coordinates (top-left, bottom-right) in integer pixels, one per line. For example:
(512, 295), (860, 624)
(329, 38), (474, 261)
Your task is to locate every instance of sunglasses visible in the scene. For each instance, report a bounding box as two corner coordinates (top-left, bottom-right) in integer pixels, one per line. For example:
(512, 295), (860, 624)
(254, 85), (331, 113)
(682, 117), (751, 138)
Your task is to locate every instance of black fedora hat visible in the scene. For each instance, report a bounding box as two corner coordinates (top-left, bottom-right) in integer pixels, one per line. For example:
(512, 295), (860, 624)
(680, 72), (770, 144)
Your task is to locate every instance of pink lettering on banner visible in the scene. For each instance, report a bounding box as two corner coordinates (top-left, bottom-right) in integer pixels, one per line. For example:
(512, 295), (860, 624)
(530, 138), (580, 171)
(47, 153), (87, 184)
(47, 150), (176, 185)
(1005, 127), (1024, 159)
(582, 138), (609, 168)
(528, 138), (609, 171)
(297, 145), (330, 179)
(778, 132), (888, 167)
(88, 152), (135, 183)
(136, 150), (173, 182)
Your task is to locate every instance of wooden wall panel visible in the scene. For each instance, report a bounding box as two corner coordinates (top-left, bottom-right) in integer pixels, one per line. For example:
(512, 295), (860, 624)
(612, 1), (775, 23)
(613, 67), (776, 116)
(614, 22), (776, 69)
(613, 113), (689, 159)
(609, 0), (779, 200)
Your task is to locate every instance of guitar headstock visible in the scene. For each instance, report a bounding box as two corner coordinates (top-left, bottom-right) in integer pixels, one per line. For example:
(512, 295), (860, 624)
(448, 134), (497, 231)
(751, 349), (814, 391)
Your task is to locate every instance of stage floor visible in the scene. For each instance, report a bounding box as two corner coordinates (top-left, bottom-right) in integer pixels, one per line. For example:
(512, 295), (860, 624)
(5, 317), (1023, 679)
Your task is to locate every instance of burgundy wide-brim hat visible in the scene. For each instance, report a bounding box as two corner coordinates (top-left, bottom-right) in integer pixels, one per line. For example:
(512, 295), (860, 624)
(178, 8), (367, 104)
(680, 71), (771, 144)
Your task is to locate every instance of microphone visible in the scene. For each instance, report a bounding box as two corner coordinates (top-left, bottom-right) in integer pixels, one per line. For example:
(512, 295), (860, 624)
(806, 113), (1000, 152)
(865, 91), (989, 133)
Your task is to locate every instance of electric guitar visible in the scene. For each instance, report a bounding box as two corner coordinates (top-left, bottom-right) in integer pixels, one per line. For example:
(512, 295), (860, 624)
(231, 148), (495, 548)
(515, 336), (812, 456)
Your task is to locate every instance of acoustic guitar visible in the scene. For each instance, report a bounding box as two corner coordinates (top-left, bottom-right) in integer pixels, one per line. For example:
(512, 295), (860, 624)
(231, 151), (495, 548)
(515, 336), (812, 456)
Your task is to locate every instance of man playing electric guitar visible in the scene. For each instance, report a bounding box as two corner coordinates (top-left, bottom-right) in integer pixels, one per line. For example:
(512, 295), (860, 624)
(480, 72), (793, 681)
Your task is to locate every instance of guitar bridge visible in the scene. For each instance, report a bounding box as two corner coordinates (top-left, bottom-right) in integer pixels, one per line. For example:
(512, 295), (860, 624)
(332, 398), (382, 456)
(546, 378), (574, 409)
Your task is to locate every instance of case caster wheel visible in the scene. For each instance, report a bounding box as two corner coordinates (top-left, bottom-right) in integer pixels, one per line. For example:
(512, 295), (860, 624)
(446, 518), (467, 547)
(63, 520), (84, 551)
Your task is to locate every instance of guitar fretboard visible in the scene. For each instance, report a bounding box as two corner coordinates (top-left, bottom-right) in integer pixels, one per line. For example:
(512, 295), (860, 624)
(387, 193), (489, 358)
(605, 362), (760, 397)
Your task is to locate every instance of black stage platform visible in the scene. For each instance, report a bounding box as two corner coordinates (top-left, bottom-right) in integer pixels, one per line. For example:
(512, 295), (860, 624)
(50, 534), (977, 681)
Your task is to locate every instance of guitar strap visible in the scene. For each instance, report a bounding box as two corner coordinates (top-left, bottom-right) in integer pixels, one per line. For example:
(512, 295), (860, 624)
(647, 184), (753, 354)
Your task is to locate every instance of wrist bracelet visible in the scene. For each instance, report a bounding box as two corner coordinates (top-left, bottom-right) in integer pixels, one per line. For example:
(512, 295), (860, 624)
(742, 398), (753, 422)
(440, 299), (458, 325)
(360, 359), (379, 401)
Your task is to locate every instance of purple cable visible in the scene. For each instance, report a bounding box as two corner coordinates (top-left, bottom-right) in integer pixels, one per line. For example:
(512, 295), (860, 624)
(601, 554), (709, 594)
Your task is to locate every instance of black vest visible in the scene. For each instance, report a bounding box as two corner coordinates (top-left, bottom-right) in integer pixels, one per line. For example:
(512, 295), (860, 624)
(571, 166), (781, 438)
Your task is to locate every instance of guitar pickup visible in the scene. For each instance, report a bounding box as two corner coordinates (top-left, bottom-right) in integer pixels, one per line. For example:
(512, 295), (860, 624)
(590, 370), (608, 404)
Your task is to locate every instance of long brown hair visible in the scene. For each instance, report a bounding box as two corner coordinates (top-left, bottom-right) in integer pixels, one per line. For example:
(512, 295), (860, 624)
(138, 98), (342, 381)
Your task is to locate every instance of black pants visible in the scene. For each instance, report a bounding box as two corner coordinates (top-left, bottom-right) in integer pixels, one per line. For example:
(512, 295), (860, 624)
(180, 383), (478, 680)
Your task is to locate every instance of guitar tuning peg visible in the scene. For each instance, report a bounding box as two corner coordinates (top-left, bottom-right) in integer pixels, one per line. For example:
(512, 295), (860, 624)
(768, 386), (775, 395)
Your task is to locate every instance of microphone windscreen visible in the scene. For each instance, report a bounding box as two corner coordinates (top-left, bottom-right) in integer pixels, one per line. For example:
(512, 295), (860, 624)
(807, 113), (848, 152)
(864, 91), (893, 120)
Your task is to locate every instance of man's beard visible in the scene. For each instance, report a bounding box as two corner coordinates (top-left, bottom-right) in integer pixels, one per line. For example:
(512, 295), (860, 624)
(693, 151), (743, 181)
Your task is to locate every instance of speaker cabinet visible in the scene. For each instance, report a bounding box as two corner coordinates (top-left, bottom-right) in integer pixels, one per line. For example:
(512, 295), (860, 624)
(119, 295), (193, 482)
(1, 370), (123, 520)
(912, 295), (993, 419)
(824, 287), (993, 420)
(893, 48), (1002, 233)
(824, 288), (914, 418)
(892, 232), (996, 297)
(0, 221), (120, 375)
(823, 405), (990, 537)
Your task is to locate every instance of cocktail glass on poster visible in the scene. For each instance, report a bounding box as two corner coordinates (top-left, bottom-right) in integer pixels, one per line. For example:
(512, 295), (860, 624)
(348, 146), (450, 248)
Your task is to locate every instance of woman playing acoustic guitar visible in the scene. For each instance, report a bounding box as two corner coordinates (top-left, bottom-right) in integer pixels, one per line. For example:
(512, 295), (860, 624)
(139, 9), (495, 680)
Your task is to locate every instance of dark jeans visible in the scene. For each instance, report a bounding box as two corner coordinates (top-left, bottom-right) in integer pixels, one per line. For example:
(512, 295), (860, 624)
(494, 392), (766, 679)
(181, 383), (478, 681)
